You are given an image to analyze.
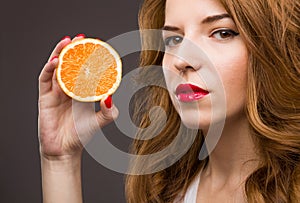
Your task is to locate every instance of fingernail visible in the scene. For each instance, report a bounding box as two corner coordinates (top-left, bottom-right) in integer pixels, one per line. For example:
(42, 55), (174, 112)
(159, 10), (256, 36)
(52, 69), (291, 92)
(76, 33), (86, 38)
(61, 36), (71, 41)
(50, 56), (58, 62)
(104, 96), (112, 109)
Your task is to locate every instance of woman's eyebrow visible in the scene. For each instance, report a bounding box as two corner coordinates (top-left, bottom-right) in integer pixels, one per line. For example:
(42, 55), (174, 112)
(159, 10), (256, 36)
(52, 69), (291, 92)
(162, 14), (231, 31)
(201, 13), (231, 24)
(162, 26), (180, 31)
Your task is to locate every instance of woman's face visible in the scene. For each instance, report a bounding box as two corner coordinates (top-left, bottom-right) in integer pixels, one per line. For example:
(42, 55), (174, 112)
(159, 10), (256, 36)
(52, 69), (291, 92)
(162, 0), (249, 130)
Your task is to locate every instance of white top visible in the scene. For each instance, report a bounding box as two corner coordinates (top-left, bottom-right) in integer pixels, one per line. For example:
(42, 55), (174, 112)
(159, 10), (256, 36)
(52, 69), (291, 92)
(173, 171), (201, 203)
(184, 172), (201, 203)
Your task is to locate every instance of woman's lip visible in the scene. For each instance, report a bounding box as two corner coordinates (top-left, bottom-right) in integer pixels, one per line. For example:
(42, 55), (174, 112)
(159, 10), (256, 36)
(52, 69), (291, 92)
(175, 84), (209, 102)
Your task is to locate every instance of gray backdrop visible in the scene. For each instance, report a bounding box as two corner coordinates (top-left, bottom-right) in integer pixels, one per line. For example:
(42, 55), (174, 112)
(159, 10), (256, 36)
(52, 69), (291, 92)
(0, 0), (141, 202)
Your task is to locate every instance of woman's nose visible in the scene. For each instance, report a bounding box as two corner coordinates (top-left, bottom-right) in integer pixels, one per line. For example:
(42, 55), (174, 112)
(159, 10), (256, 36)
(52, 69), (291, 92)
(173, 56), (195, 73)
(167, 39), (203, 73)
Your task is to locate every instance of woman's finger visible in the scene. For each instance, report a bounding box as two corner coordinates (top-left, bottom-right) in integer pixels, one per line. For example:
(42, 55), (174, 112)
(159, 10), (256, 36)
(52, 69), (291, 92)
(72, 33), (86, 42)
(39, 57), (59, 95)
(39, 36), (73, 95)
(48, 36), (72, 62)
(95, 96), (119, 128)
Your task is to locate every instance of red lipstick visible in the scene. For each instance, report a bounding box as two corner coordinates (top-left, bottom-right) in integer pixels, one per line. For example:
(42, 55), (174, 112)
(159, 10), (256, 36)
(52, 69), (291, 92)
(175, 84), (209, 102)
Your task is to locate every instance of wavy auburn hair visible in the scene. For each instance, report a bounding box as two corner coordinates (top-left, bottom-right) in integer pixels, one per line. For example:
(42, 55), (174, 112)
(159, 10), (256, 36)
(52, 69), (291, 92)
(126, 0), (300, 202)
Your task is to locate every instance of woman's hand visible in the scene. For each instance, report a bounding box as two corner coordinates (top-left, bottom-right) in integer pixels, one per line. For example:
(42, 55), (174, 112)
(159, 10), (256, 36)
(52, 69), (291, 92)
(38, 35), (119, 160)
(38, 35), (119, 203)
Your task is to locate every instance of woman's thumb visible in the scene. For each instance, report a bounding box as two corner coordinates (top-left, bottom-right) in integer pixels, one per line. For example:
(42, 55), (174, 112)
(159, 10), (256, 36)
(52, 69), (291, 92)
(96, 96), (119, 128)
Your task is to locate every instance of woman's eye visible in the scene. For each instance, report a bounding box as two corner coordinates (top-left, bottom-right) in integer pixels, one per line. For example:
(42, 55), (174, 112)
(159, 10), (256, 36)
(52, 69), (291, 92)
(163, 36), (183, 47)
(211, 29), (239, 40)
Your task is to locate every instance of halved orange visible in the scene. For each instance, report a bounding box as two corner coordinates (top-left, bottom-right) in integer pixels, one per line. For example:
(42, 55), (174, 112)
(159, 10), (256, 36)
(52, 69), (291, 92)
(56, 38), (122, 102)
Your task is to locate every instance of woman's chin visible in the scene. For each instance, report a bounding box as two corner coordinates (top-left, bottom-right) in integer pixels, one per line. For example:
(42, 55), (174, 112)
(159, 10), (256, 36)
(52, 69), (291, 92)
(180, 118), (210, 130)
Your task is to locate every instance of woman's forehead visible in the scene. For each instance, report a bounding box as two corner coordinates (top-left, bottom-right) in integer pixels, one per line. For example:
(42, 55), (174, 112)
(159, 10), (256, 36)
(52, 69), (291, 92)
(165, 0), (227, 24)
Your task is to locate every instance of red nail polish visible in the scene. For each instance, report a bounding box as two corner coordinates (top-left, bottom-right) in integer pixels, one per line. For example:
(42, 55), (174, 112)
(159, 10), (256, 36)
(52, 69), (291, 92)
(76, 33), (86, 38)
(50, 56), (58, 62)
(61, 36), (71, 41)
(104, 96), (112, 109)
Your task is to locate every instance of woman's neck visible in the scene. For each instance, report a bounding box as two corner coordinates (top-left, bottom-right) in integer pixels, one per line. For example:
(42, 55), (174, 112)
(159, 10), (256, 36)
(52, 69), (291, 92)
(202, 115), (259, 187)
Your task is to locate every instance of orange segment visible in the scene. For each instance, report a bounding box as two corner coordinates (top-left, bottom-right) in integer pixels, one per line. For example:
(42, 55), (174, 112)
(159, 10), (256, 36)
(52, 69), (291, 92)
(56, 38), (122, 102)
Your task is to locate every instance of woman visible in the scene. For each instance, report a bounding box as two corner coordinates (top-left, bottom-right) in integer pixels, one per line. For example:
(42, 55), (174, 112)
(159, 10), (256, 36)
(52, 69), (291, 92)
(38, 0), (300, 202)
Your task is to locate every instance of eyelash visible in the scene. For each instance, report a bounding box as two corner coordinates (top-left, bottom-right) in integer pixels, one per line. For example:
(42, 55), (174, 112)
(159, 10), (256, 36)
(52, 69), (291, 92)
(210, 29), (239, 40)
(163, 29), (239, 47)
